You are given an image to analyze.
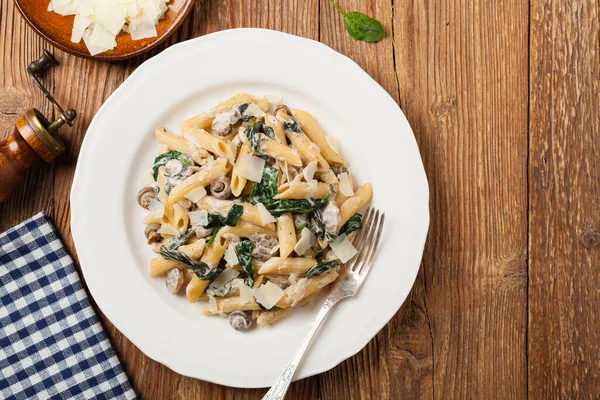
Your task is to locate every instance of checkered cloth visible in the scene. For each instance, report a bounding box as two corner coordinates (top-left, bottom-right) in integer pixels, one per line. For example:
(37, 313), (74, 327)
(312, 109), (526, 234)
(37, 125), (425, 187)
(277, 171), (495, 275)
(0, 212), (136, 400)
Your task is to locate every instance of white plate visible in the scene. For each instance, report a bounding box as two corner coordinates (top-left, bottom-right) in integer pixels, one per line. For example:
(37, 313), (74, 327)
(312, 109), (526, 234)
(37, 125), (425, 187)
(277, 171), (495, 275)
(71, 28), (429, 388)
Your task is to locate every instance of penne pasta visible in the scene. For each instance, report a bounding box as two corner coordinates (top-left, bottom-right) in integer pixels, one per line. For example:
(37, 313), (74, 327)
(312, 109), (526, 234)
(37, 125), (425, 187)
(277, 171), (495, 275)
(340, 182), (373, 225)
(259, 138), (302, 166)
(291, 109), (346, 165)
(257, 257), (316, 275)
(198, 196), (276, 230)
(155, 128), (195, 153)
(168, 158), (229, 204)
(274, 181), (330, 200)
(140, 94), (374, 331)
(230, 143), (252, 197)
(276, 213), (296, 258)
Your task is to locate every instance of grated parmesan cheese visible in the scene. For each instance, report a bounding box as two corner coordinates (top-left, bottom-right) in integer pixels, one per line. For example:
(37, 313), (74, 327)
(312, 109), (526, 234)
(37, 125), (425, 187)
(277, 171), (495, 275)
(257, 203), (277, 225)
(294, 227), (313, 256)
(148, 198), (164, 218)
(188, 210), (208, 227)
(330, 234), (358, 263)
(224, 244), (239, 266)
(337, 172), (354, 196)
(157, 223), (180, 237)
(236, 154), (265, 182)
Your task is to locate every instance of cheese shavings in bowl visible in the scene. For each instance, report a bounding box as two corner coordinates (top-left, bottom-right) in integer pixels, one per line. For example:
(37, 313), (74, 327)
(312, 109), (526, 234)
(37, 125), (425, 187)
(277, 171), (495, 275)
(47, 0), (169, 56)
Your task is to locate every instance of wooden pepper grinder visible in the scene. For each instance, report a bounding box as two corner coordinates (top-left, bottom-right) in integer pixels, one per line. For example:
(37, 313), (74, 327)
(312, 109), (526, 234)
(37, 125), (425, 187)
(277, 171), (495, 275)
(0, 50), (76, 202)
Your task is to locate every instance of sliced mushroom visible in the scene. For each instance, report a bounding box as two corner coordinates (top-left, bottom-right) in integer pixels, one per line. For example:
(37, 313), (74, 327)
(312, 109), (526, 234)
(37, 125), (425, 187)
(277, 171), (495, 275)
(250, 234), (279, 261)
(322, 201), (341, 233)
(210, 176), (232, 199)
(137, 186), (155, 209)
(272, 104), (292, 115)
(331, 164), (348, 176)
(196, 226), (215, 239)
(229, 311), (252, 332)
(145, 223), (162, 244)
(166, 268), (184, 295)
(212, 109), (242, 136)
(164, 159), (186, 176)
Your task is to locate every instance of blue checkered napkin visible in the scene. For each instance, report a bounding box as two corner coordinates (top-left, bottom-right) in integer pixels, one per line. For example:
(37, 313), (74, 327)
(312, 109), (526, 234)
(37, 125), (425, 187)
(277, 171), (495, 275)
(0, 212), (136, 400)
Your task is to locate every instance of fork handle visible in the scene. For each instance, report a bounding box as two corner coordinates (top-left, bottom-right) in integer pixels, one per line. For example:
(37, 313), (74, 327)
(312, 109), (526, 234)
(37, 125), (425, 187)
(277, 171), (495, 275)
(262, 299), (333, 400)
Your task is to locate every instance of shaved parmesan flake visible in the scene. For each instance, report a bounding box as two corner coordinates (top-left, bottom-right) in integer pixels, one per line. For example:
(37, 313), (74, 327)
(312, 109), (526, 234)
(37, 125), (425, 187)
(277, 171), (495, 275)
(138, 172), (155, 188)
(254, 281), (285, 310)
(211, 268), (239, 288)
(157, 223), (180, 237)
(189, 210), (209, 227)
(237, 154), (265, 182)
(267, 95), (283, 104)
(226, 141), (238, 164)
(338, 172), (354, 196)
(185, 186), (207, 203)
(326, 135), (341, 154)
(48, 0), (169, 56)
(257, 203), (277, 225)
(237, 281), (254, 304)
(224, 244), (239, 266)
(243, 103), (266, 118)
(303, 161), (318, 182)
(148, 198), (164, 218)
(330, 234), (358, 263)
(206, 295), (218, 313)
(294, 227), (313, 256)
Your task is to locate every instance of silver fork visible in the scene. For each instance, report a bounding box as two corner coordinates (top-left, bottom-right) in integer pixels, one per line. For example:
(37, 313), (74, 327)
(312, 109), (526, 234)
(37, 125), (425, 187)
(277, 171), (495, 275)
(262, 208), (385, 400)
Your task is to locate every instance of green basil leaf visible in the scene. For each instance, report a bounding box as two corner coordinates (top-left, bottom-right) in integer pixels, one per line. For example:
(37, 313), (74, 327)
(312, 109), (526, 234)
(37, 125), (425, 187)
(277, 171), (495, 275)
(344, 12), (385, 42)
(303, 259), (341, 277)
(235, 239), (255, 287)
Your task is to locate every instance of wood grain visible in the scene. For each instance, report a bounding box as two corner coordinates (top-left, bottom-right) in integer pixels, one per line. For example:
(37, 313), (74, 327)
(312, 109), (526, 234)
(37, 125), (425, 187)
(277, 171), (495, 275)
(2, 0), (600, 398)
(528, 0), (600, 397)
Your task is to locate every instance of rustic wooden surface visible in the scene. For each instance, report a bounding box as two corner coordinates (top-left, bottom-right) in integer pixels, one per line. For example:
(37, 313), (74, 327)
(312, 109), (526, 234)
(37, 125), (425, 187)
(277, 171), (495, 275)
(1, 0), (599, 398)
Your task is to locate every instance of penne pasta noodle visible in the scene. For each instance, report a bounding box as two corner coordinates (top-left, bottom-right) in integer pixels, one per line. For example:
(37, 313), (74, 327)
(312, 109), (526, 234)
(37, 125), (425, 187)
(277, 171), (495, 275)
(259, 138), (302, 166)
(274, 181), (330, 200)
(168, 158), (229, 204)
(340, 182), (373, 225)
(220, 222), (277, 238)
(155, 128), (195, 153)
(186, 276), (210, 303)
(198, 196), (276, 230)
(291, 109), (346, 165)
(230, 143), (252, 197)
(202, 297), (261, 315)
(258, 96), (270, 112)
(276, 213), (296, 258)
(149, 239), (206, 276)
(265, 114), (287, 144)
(184, 128), (229, 158)
(257, 257), (316, 275)
(181, 93), (259, 132)
(276, 268), (340, 309)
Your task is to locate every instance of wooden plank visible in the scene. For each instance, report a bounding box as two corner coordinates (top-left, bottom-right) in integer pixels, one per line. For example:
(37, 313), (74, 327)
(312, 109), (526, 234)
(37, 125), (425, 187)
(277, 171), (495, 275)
(528, 0), (600, 397)
(319, 1), (434, 399)
(394, 0), (529, 397)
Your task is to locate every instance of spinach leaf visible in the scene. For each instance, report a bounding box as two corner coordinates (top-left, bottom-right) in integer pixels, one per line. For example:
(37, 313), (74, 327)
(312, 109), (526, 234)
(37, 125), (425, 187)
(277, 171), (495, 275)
(159, 229), (219, 280)
(311, 246), (328, 254)
(245, 122), (274, 159)
(303, 259), (341, 277)
(329, 0), (385, 43)
(203, 204), (244, 247)
(311, 205), (337, 241)
(339, 213), (362, 236)
(281, 118), (302, 133)
(236, 103), (252, 121)
(235, 239), (255, 287)
(152, 150), (191, 180)
(206, 226), (221, 248)
(264, 199), (317, 216)
(251, 166), (279, 205)
(205, 204), (244, 228)
(295, 222), (309, 233)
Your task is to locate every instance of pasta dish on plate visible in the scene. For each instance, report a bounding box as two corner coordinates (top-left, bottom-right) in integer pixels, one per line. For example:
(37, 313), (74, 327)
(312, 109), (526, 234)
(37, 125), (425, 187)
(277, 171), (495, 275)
(136, 93), (373, 332)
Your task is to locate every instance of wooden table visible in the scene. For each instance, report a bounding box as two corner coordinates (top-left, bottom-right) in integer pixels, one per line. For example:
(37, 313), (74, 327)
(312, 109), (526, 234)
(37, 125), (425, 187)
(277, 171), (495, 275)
(2, 0), (599, 398)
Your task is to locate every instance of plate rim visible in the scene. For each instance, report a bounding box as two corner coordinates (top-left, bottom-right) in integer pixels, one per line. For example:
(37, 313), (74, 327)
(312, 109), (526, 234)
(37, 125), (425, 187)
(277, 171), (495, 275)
(70, 28), (430, 388)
